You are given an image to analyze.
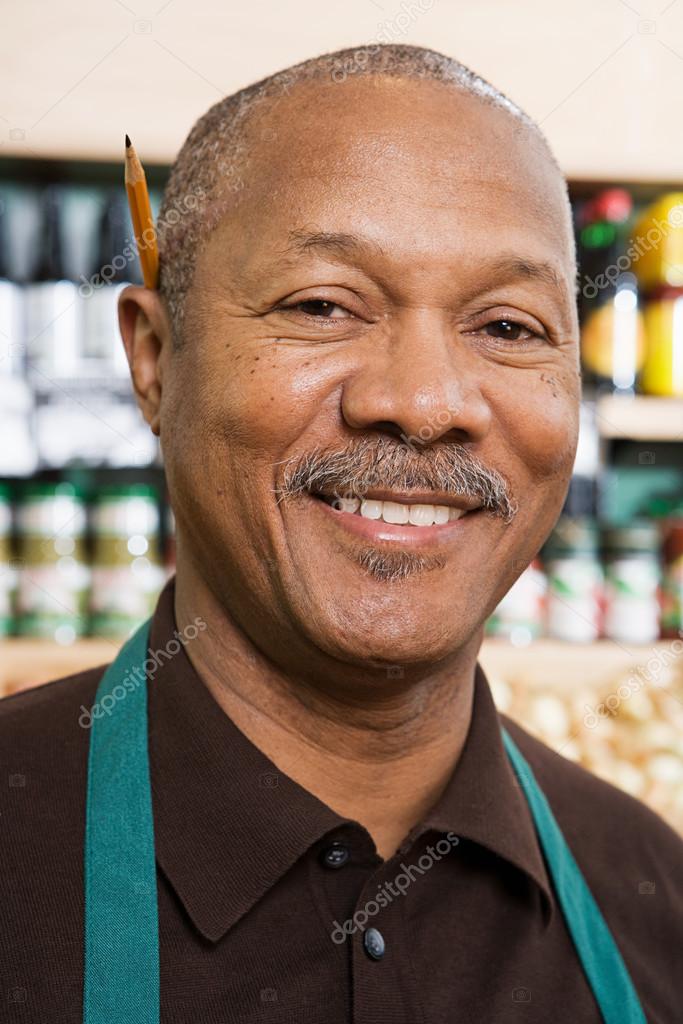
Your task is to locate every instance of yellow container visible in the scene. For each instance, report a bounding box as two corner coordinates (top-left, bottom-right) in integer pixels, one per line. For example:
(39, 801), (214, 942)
(633, 192), (683, 291)
(641, 287), (683, 396)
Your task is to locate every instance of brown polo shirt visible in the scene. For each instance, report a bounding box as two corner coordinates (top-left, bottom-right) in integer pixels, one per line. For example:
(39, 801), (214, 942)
(1, 578), (681, 1023)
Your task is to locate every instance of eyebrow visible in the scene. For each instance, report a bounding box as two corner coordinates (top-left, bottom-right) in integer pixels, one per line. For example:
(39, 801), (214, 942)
(280, 229), (389, 262)
(274, 230), (568, 295)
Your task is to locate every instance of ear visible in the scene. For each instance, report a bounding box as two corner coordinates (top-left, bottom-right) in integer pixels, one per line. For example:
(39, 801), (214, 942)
(118, 286), (172, 437)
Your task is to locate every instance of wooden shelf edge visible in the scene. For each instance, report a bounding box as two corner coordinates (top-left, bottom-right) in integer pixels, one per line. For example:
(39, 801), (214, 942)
(595, 394), (683, 441)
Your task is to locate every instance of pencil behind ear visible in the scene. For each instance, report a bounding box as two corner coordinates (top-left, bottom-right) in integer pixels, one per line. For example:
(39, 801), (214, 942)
(118, 285), (172, 437)
(124, 136), (159, 289)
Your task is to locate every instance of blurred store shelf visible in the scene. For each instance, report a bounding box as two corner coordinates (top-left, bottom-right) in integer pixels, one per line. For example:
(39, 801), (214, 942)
(595, 394), (683, 441)
(479, 637), (681, 689)
(1, 635), (678, 696)
(0, 638), (118, 695)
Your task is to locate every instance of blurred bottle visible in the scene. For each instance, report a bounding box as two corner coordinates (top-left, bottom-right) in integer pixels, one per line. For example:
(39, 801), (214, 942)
(563, 402), (600, 518)
(80, 191), (135, 378)
(579, 189), (646, 396)
(543, 518), (603, 643)
(0, 196), (36, 476)
(602, 521), (661, 644)
(639, 285), (683, 396)
(0, 196), (24, 378)
(24, 186), (80, 380)
(632, 192), (683, 292)
(632, 193), (683, 397)
(660, 512), (683, 639)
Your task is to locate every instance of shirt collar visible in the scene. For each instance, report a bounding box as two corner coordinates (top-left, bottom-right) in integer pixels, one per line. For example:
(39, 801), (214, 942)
(418, 662), (554, 924)
(147, 578), (554, 942)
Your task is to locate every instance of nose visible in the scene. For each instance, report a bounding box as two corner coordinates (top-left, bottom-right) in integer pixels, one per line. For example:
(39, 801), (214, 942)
(341, 309), (492, 445)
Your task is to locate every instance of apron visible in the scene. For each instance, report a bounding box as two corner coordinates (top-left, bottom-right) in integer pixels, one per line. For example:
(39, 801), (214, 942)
(82, 619), (648, 1024)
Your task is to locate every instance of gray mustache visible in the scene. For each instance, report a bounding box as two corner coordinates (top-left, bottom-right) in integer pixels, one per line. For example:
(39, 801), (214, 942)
(276, 436), (517, 523)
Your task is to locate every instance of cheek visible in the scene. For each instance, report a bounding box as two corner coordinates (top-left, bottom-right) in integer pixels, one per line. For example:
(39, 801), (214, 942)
(494, 371), (580, 485)
(209, 338), (343, 452)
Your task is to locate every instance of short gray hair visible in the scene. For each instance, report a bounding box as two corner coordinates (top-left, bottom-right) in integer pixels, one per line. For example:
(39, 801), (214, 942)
(157, 42), (570, 342)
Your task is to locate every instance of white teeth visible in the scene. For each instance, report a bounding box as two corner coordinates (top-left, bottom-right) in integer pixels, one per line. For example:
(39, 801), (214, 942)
(329, 498), (470, 526)
(359, 499), (383, 520)
(409, 504), (435, 526)
(382, 501), (410, 524)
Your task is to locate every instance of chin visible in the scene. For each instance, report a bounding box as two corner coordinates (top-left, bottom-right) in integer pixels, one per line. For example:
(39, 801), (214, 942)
(310, 596), (478, 670)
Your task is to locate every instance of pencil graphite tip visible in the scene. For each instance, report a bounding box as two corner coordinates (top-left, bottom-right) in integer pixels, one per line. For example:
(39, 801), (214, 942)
(125, 134), (132, 149)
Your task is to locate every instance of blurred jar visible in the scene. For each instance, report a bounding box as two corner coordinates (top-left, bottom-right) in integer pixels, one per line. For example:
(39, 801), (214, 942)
(90, 484), (166, 637)
(543, 518), (603, 643)
(16, 481), (89, 642)
(485, 558), (546, 644)
(0, 483), (16, 635)
(602, 521), (661, 644)
(661, 518), (683, 639)
(639, 286), (683, 396)
(632, 192), (683, 292)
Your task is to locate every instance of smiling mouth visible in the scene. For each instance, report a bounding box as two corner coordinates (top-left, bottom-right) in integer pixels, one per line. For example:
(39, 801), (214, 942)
(308, 486), (483, 532)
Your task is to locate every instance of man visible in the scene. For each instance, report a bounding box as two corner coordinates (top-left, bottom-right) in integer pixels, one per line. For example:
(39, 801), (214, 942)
(2, 43), (681, 1024)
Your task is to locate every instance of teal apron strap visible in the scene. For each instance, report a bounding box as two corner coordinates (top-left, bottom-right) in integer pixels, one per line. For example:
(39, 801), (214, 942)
(501, 727), (647, 1024)
(83, 618), (159, 1024)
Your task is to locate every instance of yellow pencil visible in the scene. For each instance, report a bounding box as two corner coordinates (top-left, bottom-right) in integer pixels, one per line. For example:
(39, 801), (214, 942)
(124, 135), (159, 289)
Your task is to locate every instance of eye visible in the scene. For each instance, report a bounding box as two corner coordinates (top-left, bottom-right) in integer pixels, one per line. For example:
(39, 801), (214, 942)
(482, 319), (538, 341)
(278, 298), (353, 319)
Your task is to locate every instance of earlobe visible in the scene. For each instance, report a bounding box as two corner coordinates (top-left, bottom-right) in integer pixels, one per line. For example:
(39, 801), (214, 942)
(117, 285), (172, 437)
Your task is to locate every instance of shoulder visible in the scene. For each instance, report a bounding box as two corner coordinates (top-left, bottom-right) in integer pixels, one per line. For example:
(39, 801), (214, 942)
(0, 668), (110, 1017)
(0, 663), (109, 881)
(0, 663), (107, 748)
(0, 665), (108, 823)
(501, 713), (683, 868)
(502, 714), (683, 1015)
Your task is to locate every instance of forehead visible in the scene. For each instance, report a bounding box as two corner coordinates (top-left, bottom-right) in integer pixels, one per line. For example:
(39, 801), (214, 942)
(207, 76), (574, 280)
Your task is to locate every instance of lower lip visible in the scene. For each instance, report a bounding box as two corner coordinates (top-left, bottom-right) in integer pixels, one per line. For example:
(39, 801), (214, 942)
(309, 494), (478, 546)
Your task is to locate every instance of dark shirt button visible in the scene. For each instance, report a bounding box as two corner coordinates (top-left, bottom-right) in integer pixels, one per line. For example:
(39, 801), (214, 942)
(363, 927), (385, 961)
(320, 841), (350, 869)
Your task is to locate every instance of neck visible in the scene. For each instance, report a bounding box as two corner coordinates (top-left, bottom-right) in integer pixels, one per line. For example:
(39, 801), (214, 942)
(174, 568), (482, 860)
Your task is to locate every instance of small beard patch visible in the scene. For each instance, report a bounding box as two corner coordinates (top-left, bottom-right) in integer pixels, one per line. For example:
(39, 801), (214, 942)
(357, 547), (446, 582)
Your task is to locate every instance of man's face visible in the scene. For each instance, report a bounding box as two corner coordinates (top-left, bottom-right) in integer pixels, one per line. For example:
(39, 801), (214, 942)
(159, 76), (580, 674)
